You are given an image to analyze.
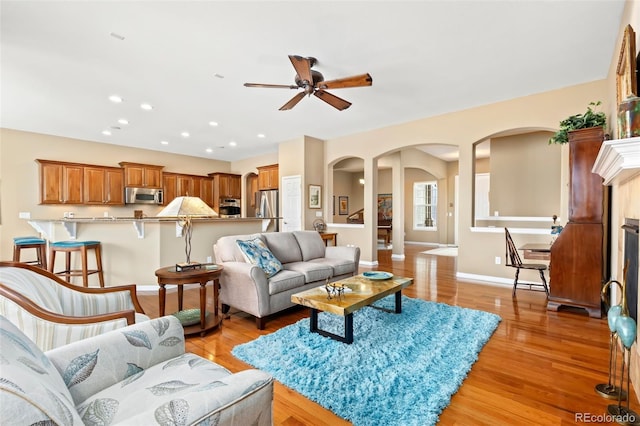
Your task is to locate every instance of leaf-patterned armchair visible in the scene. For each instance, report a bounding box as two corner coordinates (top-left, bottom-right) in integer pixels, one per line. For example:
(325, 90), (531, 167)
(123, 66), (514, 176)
(0, 261), (150, 351)
(0, 314), (274, 425)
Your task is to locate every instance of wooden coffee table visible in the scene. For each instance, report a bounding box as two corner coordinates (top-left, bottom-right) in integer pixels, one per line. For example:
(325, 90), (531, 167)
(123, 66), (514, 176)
(291, 273), (413, 344)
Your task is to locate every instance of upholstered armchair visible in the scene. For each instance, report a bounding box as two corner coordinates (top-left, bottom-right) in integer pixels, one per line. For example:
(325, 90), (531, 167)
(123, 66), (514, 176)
(0, 314), (274, 425)
(0, 261), (149, 351)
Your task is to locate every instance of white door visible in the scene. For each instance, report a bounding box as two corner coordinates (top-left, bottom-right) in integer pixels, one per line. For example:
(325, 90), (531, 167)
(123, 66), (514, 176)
(281, 175), (302, 232)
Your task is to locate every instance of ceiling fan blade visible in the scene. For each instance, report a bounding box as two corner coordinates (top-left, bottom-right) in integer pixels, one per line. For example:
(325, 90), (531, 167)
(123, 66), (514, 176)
(279, 92), (306, 110)
(244, 83), (298, 89)
(288, 55), (313, 85)
(314, 90), (352, 111)
(317, 73), (373, 90)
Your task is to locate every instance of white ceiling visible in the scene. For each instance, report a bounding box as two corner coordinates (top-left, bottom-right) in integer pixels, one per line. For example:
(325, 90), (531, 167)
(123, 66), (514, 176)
(1, 1), (625, 162)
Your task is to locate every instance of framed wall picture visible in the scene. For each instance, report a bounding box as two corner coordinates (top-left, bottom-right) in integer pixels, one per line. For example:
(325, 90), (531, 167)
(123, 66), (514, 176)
(309, 185), (321, 209)
(339, 196), (349, 215)
(617, 24), (637, 105)
(377, 193), (392, 219)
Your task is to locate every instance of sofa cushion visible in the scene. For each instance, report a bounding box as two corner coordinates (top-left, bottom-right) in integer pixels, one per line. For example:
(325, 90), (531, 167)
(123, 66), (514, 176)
(309, 257), (356, 276)
(215, 234), (265, 263)
(262, 232), (303, 264)
(292, 231), (326, 261)
(0, 315), (83, 425)
(283, 262), (333, 283)
(74, 353), (272, 425)
(267, 270), (306, 295)
(236, 238), (283, 278)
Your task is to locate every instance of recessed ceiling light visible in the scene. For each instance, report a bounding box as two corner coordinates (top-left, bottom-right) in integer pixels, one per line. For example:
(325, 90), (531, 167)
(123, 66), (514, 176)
(181, 132), (190, 138)
(205, 148), (213, 153)
(257, 133), (265, 138)
(229, 141), (237, 147)
(108, 95), (123, 103)
(118, 118), (129, 125)
(209, 121), (218, 127)
(140, 103), (153, 110)
(160, 141), (169, 145)
(102, 130), (112, 136)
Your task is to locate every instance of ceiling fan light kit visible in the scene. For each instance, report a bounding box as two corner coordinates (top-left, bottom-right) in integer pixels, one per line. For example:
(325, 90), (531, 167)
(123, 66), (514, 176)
(244, 55), (372, 111)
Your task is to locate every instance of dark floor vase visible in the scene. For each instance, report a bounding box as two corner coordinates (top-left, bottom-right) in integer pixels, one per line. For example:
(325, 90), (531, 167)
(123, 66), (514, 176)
(547, 127), (609, 318)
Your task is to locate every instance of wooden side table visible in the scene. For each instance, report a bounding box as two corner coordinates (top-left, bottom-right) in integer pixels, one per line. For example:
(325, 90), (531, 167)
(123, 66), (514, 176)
(154, 265), (223, 336)
(319, 232), (337, 246)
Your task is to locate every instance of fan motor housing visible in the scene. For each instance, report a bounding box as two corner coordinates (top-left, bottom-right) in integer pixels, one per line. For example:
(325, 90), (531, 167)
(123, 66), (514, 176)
(295, 70), (324, 88)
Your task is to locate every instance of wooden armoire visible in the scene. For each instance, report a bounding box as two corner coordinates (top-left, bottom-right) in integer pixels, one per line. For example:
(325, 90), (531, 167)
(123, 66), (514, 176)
(547, 127), (609, 318)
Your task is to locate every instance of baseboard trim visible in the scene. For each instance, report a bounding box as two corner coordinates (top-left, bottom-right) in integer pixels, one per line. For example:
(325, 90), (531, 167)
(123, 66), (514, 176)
(359, 260), (379, 267)
(391, 254), (406, 260)
(455, 272), (513, 287)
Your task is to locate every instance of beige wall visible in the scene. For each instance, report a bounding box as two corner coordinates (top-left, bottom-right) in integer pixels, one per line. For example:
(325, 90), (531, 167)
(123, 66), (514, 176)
(489, 131), (560, 216)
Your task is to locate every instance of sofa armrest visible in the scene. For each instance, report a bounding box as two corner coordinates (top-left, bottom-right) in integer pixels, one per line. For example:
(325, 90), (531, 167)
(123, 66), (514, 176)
(325, 245), (361, 266)
(219, 262), (271, 317)
(45, 316), (185, 406)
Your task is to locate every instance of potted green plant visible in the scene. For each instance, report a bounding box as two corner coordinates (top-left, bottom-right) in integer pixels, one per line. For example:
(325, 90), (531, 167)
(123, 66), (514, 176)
(548, 101), (607, 144)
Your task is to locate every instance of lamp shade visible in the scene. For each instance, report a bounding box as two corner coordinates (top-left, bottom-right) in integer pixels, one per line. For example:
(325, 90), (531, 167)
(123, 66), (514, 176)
(156, 196), (218, 218)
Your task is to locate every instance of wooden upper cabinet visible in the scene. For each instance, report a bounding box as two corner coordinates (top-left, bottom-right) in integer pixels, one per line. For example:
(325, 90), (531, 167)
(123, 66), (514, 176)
(84, 166), (124, 205)
(192, 176), (215, 207)
(257, 164), (279, 190)
(209, 173), (241, 199)
(36, 160), (83, 204)
(176, 175), (194, 197)
(119, 162), (163, 188)
(162, 173), (178, 205)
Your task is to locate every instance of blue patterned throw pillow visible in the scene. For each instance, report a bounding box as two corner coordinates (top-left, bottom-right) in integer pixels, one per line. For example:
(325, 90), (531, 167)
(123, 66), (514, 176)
(236, 238), (283, 278)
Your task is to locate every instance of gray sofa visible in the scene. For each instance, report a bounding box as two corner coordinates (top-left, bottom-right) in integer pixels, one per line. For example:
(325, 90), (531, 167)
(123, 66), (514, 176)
(213, 231), (360, 329)
(0, 314), (274, 425)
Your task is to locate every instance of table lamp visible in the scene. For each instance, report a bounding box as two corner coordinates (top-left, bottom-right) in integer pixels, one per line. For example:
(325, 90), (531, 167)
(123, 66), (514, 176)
(156, 196), (217, 271)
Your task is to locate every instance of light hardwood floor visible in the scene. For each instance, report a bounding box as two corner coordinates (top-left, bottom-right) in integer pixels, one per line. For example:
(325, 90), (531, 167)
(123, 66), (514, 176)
(138, 245), (633, 425)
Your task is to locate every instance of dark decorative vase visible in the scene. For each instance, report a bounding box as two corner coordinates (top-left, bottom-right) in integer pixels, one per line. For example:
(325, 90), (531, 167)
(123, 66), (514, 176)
(618, 95), (640, 139)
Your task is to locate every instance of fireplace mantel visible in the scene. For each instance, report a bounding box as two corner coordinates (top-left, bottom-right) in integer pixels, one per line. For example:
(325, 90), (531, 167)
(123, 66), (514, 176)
(592, 136), (640, 185)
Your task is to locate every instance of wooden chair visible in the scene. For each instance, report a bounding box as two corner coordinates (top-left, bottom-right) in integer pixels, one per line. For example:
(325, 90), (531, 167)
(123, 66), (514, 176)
(0, 261), (149, 351)
(504, 228), (549, 297)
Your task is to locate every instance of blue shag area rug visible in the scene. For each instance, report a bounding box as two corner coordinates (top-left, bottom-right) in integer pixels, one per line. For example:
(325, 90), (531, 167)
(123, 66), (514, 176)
(232, 295), (501, 426)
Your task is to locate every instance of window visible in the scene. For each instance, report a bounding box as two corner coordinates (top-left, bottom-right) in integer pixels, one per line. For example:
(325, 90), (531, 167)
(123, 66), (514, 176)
(414, 181), (437, 229)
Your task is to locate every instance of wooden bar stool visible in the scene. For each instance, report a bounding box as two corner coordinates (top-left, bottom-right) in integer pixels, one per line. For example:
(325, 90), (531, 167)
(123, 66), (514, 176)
(13, 236), (47, 269)
(48, 240), (104, 287)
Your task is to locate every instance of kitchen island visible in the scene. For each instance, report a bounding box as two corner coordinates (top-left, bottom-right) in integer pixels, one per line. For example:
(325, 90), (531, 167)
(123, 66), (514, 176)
(26, 217), (279, 289)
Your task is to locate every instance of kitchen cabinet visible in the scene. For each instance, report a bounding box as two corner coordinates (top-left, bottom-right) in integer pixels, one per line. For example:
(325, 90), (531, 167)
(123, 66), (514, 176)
(119, 162), (163, 188)
(548, 127), (609, 318)
(176, 175), (194, 197)
(257, 164), (279, 190)
(84, 166), (124, 205)
(36, 160), (84, 204)
(195, 177), (214, 207)
(210, 173), (241, 199)
(209, 172), (241, 214)
(162, 173), (178, 205)
(162, 173), (215, 207)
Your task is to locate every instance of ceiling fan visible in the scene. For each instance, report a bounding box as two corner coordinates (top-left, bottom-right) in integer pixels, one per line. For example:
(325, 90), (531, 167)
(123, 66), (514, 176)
(244, 55), (372, 111)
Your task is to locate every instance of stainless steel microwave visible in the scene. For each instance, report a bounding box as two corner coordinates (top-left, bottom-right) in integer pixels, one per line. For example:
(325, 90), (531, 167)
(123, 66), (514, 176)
(125, 187), (163, 205)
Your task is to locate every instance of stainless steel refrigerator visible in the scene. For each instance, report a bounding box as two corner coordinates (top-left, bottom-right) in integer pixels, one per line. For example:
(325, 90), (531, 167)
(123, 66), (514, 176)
(256, 189), (279, 232)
